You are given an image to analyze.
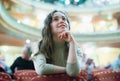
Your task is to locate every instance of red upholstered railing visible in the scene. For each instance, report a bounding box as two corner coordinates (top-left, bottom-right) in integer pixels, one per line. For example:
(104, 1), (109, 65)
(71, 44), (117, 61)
(14, 70), (38, 81)
(0, 72), (12, 81)
(92, 69), (120, 81)
(14, 70), (88, 81)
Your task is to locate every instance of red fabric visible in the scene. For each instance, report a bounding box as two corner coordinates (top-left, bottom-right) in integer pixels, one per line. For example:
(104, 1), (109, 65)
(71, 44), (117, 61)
(0, 72), (12, 81)
(79, 69), (88, 81)
(31, 70), (88, 81)
(14, 70), (88, 81)
(31, 74), (82, 81)
(14, 70), (38, 81)
(92, 70), (120, 81)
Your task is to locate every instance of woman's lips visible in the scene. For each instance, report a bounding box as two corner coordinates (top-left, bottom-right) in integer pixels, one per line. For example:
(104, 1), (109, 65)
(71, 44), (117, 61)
(58, 24), (66, 27)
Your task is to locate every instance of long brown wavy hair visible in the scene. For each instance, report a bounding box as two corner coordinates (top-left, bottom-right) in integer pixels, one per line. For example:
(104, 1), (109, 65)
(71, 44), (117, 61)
(38, 10), (70, 63)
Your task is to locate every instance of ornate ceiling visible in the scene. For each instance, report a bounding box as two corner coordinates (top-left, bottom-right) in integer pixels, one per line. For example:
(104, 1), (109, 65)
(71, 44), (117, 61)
(0, 0), (120, 47)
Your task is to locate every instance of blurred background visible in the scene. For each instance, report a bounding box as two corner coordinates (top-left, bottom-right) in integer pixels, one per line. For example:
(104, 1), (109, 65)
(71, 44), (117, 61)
(0, 0), (120, 67)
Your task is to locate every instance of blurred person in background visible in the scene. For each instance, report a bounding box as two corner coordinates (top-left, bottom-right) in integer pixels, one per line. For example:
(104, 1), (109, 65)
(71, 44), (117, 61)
(81, 53), (87, 70)
(10, 45), (35, 74)
(0, 52), (12, 76)
(86, 58), (96, 81)
(111, 53), (120, 71)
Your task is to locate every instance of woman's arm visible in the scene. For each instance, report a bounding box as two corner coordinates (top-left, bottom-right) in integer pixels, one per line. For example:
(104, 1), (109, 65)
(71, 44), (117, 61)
(32, 54), (66, 75)
(59, 30), (82, 76)
(66, 41), (81, 76)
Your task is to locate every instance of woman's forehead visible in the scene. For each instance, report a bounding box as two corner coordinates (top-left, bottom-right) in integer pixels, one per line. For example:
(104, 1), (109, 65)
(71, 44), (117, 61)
(52, 12), (65, 17)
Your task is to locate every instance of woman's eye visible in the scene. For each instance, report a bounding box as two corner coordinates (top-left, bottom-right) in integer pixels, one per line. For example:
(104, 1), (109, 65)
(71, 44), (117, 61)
(52, 17), (66, 21)
(53, 18), (58, 21)
(62, 17), (66, 20)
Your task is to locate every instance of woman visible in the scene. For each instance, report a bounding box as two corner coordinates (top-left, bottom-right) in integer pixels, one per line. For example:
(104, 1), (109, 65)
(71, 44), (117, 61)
(31, 10), (83, 77)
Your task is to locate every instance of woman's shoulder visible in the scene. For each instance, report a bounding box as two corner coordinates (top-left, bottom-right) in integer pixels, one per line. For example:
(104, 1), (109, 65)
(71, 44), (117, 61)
(31, 40), (41, 56)
(31, 52), (45, 60)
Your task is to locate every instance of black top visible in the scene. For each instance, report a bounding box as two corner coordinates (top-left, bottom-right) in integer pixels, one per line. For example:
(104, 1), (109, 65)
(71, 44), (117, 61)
(10, 57), (34, 73)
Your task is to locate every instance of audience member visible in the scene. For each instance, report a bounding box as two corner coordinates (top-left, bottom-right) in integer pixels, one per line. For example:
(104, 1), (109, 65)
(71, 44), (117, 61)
(111, 53), (120, 71)
(86, 58), (96, 81)
(10, 45), (35, 74)
(81, 53), (87, 69)
(104, 62), (112, 69)
(0, 53), (12, 76)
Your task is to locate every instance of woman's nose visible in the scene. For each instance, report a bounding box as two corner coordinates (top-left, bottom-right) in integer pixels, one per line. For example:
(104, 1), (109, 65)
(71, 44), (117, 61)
(59, 18), (64, 23)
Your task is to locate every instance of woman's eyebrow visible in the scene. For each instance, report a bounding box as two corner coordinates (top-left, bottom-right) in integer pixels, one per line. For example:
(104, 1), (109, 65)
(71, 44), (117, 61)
(53, 14), (65, 17)
(52, 16), (57, 18)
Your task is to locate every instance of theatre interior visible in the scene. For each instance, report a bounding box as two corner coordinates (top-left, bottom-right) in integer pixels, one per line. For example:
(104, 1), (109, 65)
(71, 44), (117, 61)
(0, 0), (120, 81)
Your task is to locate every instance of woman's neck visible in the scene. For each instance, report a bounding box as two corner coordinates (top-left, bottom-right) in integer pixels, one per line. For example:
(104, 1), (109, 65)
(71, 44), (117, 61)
(53, 37), (65, 48)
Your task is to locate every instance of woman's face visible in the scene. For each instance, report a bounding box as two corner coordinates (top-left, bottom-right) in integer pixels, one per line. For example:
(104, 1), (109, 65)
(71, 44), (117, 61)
(50, 12), (69, 38)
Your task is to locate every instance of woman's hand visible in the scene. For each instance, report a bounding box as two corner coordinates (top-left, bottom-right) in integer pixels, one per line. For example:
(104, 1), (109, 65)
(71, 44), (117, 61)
(58, 29), (74, 43)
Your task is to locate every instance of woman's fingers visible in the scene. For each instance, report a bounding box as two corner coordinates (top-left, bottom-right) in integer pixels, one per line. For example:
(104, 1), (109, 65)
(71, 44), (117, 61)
(59, 31), (70, 41)
(58, 29), (73, 42)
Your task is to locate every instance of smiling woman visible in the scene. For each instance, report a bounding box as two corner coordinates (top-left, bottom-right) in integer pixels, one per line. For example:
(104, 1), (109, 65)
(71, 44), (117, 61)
(31, 10), (83, 77)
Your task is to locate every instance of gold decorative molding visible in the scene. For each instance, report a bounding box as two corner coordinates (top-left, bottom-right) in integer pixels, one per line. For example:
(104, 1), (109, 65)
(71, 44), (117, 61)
(0, 1), (120, 42)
